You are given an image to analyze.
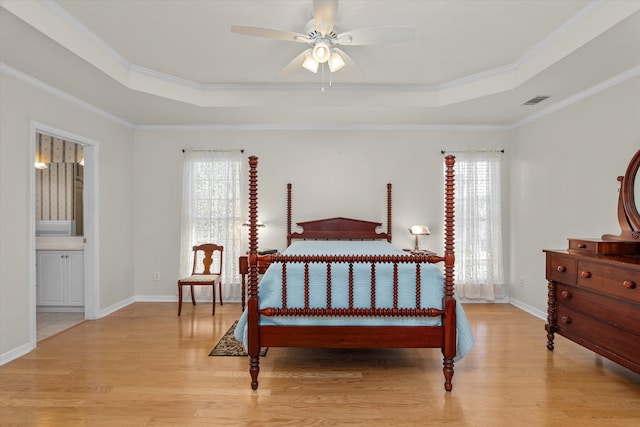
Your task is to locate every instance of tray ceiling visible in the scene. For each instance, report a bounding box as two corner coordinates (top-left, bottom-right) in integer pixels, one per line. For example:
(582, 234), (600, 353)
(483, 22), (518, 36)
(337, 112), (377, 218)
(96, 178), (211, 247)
(1, 0), (639, 128)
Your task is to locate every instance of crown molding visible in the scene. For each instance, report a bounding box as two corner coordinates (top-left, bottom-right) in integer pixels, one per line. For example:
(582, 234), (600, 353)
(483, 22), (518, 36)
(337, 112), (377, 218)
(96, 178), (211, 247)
(3, 62), (638, 132)
(134, 123), (509, 132)
(509, 65), (640, 129)
(0, 63), (133, 128)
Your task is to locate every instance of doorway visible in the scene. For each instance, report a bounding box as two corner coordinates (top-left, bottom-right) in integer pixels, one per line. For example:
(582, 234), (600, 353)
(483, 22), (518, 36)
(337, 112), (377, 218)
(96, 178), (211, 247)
(29, 122), (99, 346)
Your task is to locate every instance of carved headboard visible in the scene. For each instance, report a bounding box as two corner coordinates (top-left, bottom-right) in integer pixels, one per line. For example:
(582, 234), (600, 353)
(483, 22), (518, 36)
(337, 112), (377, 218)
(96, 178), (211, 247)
(286, 183), (393, 246)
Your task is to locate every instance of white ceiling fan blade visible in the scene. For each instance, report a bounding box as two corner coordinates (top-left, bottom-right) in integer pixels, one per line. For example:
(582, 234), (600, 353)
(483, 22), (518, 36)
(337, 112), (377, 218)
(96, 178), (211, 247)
(276, 48), (313, 78)
(231, 25), (310, 43)
(313, 0), (338, 36)
(332, 48), (364, 80)
(336, 26), (416, 46)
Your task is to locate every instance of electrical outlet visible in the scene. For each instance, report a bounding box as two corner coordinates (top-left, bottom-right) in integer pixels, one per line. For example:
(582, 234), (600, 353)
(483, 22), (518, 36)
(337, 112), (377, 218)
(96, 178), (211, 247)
(519, 277), (525, 287)
(153, 272), (160, 281)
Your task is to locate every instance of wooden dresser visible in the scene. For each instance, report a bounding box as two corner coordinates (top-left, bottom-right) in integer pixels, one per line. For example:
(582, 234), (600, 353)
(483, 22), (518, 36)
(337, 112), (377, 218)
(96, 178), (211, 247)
(545, 149), (640, 373)
(544, 243), (640, 373)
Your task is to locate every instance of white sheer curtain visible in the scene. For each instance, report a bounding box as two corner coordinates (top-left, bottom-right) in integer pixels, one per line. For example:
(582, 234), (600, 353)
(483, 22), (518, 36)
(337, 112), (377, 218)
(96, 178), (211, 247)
(450, 151), (505, 300)
(180, 149), (242, 302)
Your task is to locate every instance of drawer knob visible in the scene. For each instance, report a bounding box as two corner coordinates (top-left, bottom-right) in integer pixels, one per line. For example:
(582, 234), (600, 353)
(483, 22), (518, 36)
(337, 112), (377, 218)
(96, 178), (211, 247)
(578, 243), (587, 249)
(561, 316), (572, 324)
(623, 280), (637, 289)
(557, 265), (567, 273)
(581, 271), (592, 279)
(560, 290), (572, 299)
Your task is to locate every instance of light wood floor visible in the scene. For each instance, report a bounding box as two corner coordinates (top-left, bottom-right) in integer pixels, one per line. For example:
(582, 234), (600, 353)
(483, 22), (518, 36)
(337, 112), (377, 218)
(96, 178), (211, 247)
(2, 303), (639, 426)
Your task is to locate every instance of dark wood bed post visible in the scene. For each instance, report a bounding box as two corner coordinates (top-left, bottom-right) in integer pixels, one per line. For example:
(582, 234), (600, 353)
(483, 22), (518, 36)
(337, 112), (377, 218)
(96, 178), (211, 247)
(442, 155), (456, 391)
(387, 183), (392, 242)
(287, 183), (292, 247)
(247, 156), (260, 390)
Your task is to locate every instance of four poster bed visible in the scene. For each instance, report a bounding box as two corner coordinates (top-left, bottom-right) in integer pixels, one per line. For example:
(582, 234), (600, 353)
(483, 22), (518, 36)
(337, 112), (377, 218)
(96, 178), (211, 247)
(235, 155), (474, 391)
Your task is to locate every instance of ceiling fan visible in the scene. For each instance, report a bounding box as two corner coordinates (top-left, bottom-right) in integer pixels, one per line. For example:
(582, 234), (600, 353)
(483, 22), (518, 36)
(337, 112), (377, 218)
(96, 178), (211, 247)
(231, 0), (416, 79)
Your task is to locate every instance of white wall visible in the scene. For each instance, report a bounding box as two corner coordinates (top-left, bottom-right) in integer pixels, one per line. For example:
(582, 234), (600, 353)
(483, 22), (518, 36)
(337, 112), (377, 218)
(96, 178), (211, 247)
(132, 129), (508, 300)
(509, 75), (640, 315)
(0, 74), (135, 359)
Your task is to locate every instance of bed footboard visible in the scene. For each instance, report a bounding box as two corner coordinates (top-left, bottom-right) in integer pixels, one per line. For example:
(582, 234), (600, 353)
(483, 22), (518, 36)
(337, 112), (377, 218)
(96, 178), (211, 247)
(245, 155), (458, 392)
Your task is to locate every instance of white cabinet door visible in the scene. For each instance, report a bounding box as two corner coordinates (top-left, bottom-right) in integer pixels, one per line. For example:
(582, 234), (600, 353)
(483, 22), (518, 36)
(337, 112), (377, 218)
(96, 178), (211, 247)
(67, 251), (84, 306)
(37, 250), (84, 307)
(37, 251), (66, 305)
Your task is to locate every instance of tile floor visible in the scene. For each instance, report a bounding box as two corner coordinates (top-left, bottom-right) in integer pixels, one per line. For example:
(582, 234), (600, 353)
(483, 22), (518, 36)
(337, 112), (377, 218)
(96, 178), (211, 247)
(36, 311), (84, 341)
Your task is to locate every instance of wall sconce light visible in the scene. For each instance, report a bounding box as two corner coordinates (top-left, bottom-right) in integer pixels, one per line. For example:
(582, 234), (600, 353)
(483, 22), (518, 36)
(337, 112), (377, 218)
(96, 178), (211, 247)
(34, 147), (47, 169)
(409, 225), (430, 251)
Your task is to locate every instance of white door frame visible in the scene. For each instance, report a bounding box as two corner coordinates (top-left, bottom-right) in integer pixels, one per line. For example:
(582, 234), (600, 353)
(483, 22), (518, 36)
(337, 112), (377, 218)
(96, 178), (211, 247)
(29, 121), (100, 346)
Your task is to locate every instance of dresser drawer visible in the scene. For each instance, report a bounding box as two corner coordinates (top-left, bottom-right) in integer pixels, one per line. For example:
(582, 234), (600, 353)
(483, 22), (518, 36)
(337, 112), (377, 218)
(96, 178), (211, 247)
(577, 260), (640, 303)
(568, 238), (640, 255)
(568, 239), (601, 253)
(556, 305), (640, 368)
(556, 284), (640, 335)
(546, 253), (577, 285)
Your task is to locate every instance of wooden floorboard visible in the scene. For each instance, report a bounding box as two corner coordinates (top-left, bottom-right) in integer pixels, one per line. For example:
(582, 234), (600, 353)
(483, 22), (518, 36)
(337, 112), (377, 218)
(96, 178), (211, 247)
(1, 302), (639, 426)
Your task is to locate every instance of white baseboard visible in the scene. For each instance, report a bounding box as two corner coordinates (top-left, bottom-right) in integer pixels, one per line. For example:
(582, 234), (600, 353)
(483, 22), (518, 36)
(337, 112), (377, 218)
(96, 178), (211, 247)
(135, 295), (243, 303)
(0, 342), (34, 366)
(99, 296), (136, 318)
(135, 295), (178, 302)
(458, 297), (510, 304)
(509, 297), (546, 320)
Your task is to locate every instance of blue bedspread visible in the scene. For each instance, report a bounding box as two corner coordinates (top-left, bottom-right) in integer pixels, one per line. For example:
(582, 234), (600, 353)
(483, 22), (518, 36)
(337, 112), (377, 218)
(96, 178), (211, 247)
(235, 241), (474, 360)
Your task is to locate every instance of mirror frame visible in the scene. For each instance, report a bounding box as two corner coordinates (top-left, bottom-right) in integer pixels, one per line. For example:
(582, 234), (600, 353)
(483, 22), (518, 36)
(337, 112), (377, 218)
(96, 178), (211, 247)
(622, 149), (640, 231)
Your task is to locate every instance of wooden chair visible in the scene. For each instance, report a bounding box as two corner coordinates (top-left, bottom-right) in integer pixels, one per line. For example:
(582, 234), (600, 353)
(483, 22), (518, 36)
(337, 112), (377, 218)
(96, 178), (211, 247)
(178, 243), (223, 315)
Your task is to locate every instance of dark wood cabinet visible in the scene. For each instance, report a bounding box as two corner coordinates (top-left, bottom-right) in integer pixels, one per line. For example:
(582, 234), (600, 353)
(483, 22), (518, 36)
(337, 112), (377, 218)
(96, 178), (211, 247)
(544, 248), (640, 373)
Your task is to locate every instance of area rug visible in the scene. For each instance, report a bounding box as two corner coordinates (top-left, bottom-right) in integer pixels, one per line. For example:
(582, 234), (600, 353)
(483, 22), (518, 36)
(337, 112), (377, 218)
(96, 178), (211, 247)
(209, 320), (267, 357)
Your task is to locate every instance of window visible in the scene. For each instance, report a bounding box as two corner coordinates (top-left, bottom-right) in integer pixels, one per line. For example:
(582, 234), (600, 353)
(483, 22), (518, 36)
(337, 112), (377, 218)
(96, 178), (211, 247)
(449, 151), (505, 300)
(180, 150), (242, 300)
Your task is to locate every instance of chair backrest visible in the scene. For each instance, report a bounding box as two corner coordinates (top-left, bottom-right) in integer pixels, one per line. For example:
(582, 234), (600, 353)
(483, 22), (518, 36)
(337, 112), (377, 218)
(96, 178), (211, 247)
(191, 243), (223, 276)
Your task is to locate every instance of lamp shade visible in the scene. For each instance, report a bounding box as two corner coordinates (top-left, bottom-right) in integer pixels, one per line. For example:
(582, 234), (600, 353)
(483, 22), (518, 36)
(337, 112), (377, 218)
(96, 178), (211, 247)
(328, 52), (345, 72)
(409, 225), (430, 235)
(302, 54), (319, 73)
(312, 41), (331, 63)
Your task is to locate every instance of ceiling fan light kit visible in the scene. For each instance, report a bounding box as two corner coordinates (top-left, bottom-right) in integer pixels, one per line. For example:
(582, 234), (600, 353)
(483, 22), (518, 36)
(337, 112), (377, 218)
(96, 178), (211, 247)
(302, 54), (319, 73)
(312, 41), (331, 63)
(328, 52), (345, 72)
(230, 0), (415, 79)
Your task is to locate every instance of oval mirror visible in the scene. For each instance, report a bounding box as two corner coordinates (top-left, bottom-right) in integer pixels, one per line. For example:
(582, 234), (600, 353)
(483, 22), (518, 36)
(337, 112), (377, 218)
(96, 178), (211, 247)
(622, 149), (640, 231)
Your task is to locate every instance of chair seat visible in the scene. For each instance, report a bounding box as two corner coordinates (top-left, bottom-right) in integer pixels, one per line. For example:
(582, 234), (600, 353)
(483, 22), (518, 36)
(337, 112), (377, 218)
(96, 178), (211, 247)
(179, 274), (220, 283)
